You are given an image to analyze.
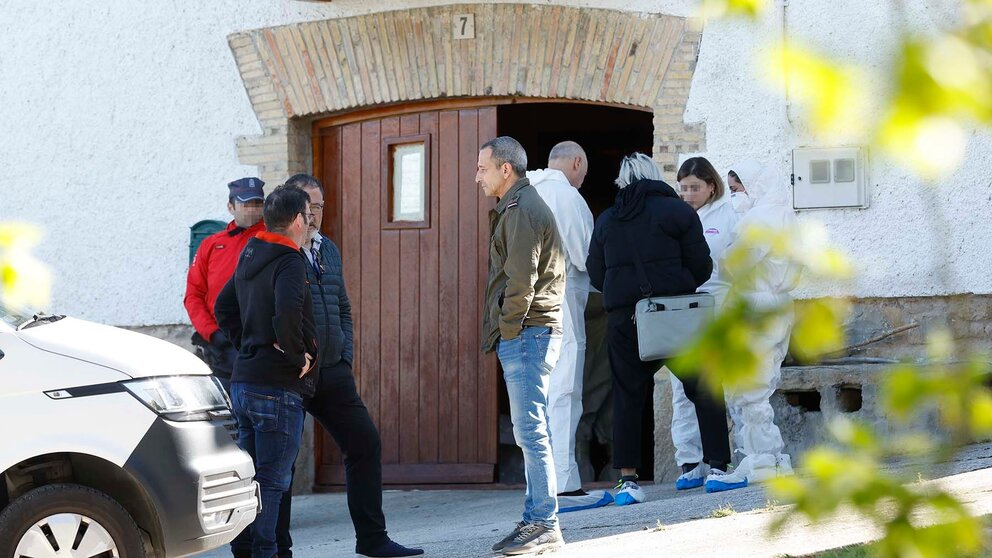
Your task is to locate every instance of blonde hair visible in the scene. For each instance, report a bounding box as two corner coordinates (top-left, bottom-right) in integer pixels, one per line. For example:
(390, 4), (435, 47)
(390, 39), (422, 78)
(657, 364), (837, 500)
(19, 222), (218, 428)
(615, 153), (662, 189)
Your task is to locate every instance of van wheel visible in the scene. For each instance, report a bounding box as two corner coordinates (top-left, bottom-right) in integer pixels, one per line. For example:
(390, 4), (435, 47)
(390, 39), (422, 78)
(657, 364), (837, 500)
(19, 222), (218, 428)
(0, 483), (147, 558)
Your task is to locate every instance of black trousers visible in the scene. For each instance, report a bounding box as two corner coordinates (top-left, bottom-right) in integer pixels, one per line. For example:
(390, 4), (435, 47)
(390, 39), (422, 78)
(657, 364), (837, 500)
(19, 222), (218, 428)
(607, 309), (731, 470)
(230, 361), (389, 558)
(306, 361), (388, 552)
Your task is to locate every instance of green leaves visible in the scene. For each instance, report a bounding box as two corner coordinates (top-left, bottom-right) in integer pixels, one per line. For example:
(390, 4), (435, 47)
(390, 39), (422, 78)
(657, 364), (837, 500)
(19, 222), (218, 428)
(765, 45), (869, 141)
(875, 33), (991, 179)
(749, 0), (992, 178)
(683, 205), (992, 558)
(671, 298), (767, 392)
(769, 410), (986, 558)
(881, 352), (992, 441)
(791, 298), (850, 363)
(697, 4), (992, 556)
(669, 182), (991, 558)
(770, 339), (992, 558)
(678, 223), (852, 393)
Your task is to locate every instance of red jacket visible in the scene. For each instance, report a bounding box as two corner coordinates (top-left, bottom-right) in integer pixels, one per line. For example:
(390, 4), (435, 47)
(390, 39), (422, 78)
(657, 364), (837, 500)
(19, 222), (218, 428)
(184, 220), (266, 340)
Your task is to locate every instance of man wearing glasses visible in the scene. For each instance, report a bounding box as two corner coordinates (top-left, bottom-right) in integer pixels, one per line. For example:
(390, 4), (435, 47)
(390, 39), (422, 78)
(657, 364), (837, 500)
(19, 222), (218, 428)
(277, 174), (423, 558)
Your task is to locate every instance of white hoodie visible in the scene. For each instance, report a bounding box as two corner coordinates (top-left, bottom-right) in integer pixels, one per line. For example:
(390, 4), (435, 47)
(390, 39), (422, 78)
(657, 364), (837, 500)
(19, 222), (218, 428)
(696, 193), (739, 307)
(729, 161), (801, 309)
(729, 160), (763, 214)
(526, 169), (594, 292)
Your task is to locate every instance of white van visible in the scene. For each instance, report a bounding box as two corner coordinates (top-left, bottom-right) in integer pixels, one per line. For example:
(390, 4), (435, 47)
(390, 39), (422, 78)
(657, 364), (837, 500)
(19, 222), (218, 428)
(0, 302), (259, 557)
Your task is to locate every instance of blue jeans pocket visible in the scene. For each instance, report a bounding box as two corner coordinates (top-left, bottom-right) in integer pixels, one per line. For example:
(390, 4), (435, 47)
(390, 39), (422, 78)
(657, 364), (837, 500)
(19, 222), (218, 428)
(244, 391), (280, 433)
(533, 326), (553, 337)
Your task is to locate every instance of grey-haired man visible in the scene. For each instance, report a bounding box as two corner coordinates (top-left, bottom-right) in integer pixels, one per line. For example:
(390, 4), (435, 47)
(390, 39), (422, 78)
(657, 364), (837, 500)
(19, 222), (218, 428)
(478, 136), (567, 555)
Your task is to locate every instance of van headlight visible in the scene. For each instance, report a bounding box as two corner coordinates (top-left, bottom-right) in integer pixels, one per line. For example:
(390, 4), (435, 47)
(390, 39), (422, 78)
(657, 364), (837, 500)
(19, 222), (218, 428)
(123, 376), (229, 421)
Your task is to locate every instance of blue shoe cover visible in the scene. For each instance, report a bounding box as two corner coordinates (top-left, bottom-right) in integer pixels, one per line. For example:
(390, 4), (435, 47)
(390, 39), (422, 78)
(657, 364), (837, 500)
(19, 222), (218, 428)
(704, 478), (748, 493)
(675, 477), (705, 491)
(559, 491), (615, 513)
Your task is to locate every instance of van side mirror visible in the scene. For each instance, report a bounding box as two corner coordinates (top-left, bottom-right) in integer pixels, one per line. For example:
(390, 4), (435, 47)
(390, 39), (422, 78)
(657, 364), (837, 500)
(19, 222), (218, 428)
(0, 349), (4, 360)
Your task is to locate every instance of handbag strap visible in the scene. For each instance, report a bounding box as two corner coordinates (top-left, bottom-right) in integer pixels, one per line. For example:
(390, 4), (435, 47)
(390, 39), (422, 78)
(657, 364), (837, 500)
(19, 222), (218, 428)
(621, 222), (654, 297)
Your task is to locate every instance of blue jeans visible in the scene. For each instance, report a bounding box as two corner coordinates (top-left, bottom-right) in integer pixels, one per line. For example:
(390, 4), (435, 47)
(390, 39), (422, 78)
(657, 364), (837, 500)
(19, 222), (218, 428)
(497, 326), (562, 528)
(230, 383), (306, 558)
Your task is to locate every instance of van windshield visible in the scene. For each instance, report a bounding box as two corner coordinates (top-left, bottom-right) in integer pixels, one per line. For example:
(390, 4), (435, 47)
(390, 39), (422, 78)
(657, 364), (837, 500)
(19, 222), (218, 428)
(0, 302), (37, 329)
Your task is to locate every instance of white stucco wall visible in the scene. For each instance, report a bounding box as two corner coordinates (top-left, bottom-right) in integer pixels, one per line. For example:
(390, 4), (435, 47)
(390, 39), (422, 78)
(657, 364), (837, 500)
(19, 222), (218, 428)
(1, 0), (987, 326)
(682, 0), (992, 299)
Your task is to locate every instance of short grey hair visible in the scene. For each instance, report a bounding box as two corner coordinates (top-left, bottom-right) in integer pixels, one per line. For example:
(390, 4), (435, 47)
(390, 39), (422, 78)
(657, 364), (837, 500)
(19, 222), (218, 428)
(548, 140), (586, 164)
(481, 136), (527, 176)
(615, 152), (662, 189)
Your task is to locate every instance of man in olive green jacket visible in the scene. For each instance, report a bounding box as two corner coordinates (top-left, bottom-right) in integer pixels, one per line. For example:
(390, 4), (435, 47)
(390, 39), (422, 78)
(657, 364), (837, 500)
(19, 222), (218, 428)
(477, 136), (567, 556)
(481, 167), (567, 352)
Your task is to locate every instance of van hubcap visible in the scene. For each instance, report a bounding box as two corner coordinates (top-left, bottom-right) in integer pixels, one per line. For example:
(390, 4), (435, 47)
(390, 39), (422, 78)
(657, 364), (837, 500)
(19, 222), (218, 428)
(15, 513), (118, 558)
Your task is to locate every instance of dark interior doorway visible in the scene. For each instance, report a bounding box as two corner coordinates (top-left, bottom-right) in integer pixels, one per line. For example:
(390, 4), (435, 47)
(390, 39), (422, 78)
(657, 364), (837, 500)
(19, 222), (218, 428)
(494, 102), (656, 484)
(498, 102), (655, 218)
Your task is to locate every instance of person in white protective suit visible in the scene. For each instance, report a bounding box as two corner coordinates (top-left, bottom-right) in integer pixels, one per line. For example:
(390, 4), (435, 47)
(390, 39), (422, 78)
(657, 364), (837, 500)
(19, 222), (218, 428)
(727, 161), (760, 214)
(703, 160), (800, 488)
(526, 141), (613, 513)
(670, 156), (746, 493)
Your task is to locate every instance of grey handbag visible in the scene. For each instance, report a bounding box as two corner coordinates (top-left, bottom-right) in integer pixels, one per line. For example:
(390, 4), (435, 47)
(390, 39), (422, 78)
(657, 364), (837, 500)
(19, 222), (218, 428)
(634, 293), (715, 360)
(624, 226), (715, 361)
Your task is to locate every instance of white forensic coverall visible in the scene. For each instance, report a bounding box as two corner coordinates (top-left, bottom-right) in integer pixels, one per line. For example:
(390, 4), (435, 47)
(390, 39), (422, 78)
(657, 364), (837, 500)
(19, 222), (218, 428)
(669, 192), (739, 468)
(681, 161), (800, 484)
(528, 168), (594, 492)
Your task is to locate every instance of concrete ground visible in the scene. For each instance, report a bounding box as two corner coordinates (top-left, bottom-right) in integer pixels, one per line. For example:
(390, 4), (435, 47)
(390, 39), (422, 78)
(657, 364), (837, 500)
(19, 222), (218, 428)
(196, 443), (992, 558)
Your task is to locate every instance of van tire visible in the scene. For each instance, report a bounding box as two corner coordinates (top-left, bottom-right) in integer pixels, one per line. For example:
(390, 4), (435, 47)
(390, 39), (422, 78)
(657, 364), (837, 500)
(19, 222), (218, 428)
(0, 483), (147, 558)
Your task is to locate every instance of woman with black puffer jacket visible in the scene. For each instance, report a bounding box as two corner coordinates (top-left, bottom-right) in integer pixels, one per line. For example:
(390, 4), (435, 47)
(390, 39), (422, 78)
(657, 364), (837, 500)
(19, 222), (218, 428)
(586, 152), (733, 506)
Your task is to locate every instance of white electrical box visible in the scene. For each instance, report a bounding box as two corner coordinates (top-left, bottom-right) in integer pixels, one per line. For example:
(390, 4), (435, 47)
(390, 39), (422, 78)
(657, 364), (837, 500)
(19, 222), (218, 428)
(792, 147), (869, 209)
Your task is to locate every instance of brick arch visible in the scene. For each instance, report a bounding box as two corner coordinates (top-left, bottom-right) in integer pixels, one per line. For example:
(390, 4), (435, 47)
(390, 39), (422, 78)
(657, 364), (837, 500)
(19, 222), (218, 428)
(228, 4), (704, 184)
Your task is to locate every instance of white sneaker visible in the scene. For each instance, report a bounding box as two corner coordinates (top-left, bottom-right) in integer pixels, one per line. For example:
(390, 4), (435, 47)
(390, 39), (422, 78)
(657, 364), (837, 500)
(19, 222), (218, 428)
(705, 467), (748, 493)
(614, 480), (646, 506)
(675, 463), (710, 491)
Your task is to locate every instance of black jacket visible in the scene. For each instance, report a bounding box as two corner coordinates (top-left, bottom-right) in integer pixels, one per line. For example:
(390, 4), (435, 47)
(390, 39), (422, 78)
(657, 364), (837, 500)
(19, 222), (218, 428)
(303, 234), (353, 369)
(215, 231), (318, 397)
(586, 179), (712, 312)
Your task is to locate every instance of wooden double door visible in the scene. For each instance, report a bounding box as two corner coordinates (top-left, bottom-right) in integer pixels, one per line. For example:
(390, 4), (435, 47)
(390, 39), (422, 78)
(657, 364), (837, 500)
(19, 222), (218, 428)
(314, 107), (499, 485)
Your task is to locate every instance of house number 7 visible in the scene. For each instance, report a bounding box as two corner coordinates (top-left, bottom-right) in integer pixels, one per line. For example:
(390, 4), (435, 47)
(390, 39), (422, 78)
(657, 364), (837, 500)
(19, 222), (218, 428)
(454, 14), (475, 40)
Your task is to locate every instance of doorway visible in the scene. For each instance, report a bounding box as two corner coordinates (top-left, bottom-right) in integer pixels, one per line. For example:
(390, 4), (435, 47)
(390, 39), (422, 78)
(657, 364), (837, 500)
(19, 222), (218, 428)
(314, 107), (500, 487)
(496, 102), (656, 484)
(312, 99), (656, 488)
(498, 102), (654, 218)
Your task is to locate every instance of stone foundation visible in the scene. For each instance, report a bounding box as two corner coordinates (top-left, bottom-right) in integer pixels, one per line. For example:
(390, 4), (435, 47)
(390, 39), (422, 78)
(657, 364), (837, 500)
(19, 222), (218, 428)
(844, 294), (992, 360)
(654, 362), (947, 483)
(773, 364), (890, 461)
